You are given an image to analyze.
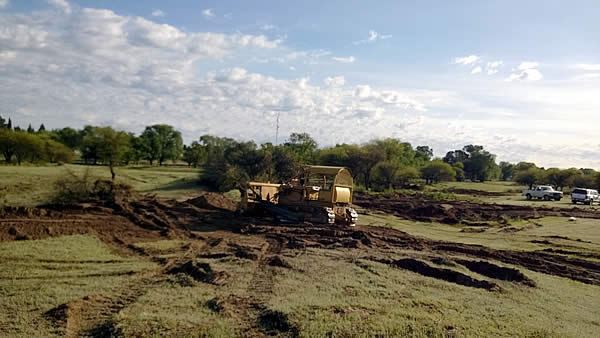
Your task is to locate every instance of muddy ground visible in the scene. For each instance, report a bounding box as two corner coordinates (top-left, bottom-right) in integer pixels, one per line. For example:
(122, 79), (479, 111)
(2, 191), (600, 337)
(353, 191), (600, 225)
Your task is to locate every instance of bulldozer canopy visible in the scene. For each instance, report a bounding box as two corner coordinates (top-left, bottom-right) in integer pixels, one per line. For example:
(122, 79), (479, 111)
(303, 166), (353, 187)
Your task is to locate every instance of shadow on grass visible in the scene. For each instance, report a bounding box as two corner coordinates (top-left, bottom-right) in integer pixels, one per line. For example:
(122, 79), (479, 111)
(150, 178), (205, 192)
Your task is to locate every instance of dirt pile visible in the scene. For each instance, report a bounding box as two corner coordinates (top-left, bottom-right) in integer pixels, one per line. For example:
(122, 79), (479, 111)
(188, 192), (238, 211)
(166, 260), (230, 285)
(353, 192), (600, 224)
(455, 260), (536, 287)
(378, 258), (500, 291)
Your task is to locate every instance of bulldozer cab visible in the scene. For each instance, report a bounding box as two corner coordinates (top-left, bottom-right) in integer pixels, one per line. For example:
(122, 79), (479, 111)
(299, 166), (353, 205)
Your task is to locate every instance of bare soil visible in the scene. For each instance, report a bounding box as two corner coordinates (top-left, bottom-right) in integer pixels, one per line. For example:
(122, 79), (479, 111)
(353, 192), (600, 224)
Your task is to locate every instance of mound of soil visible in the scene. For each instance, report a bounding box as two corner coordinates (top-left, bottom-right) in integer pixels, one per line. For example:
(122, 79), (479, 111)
(445, 188), (508, 197)
(188, 192), (238, 212)
(166, 260), (230, 285)
(379, 258), (500, 291)
(266, 255), (292, 268)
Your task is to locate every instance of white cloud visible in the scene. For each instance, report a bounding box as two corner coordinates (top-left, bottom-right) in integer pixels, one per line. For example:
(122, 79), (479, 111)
(368, 30), (378, 41)
(151, 9), (165, 17)
(573, 64), (600, 71)
(505, 68), (543, 82)
(202, 9), (214, 18)
(486, 60), (503, 75)
(324, 76), (345, 87)
(332, 56), (355, 63)
(261, 24), (276, 31)
(0, 0), (8, 9)
(471, 66), (482, 74)
(353, 30), (392, 44)
(506, 61), (542, 81)
(47, 0), (71, 14)
(518, 61), (539, 70)
(455, 55), (479, 65)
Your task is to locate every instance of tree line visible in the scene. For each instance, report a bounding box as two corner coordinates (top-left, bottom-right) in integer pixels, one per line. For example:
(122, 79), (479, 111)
(2, 114), (599, 190)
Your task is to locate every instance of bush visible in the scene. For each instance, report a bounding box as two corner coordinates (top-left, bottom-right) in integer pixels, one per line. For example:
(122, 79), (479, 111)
(51, 168), (131, 205)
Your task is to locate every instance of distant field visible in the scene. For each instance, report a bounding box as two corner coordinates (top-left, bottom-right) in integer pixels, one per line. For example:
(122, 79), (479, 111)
(0, 164), (202, 206)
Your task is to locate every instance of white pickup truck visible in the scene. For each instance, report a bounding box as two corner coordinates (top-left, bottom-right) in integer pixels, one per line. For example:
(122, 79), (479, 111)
(522, 186), (563, 201)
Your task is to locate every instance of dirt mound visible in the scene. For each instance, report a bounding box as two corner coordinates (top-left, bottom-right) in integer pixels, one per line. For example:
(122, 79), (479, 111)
(353, 192), (600, 224)
(378, 258), (500, 291)
(455, 260), (536, 286)
(166, 260), (230, 285)
(258, 308), (299, 337)
(188, 192), (238, 211)
(266, 255), (292, 268)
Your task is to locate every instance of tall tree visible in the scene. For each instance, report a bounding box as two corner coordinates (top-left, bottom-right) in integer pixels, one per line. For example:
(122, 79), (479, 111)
(499, 161), (514, 181)
(0, 129), (17, 162)
(95, 127), (131, 181)
(38, 124), (46, 132)
(27, 124), (34, 133)
(283, 132), (317, 164)
(140, 124), (183, 165)
(7, 118), (11, 130)
(0, 115), (6, 128)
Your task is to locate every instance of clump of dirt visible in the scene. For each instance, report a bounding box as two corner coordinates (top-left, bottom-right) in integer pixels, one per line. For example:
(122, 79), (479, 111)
(266, 255), (292, 268)
(455, 259), (536, 287)
(166, 260), (230, 285)
(229, 243), (259, 260)
(188, 192), (238, 212)
(378, 258), (500, 291)
(258, 308), (299, 337)
(460, 227), (487, 233)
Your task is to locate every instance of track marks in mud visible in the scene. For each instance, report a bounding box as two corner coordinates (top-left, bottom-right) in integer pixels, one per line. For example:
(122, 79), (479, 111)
(166, 260), (230, 285)
(207, 296), (299, 338)
(377, 258), (500, 291)
(44, 275), (155, 337)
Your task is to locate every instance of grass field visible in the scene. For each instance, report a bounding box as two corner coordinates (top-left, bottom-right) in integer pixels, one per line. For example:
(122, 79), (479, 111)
(0, 164), (202, 206)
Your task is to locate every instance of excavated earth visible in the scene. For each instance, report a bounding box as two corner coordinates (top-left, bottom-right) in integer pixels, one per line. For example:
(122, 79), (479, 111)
(2, 190), (600, 337)
(353, 192), (600, 224)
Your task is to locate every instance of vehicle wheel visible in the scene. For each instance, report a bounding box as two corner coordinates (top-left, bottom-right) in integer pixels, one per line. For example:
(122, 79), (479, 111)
(572, 200), (577, 204)
(526, 194), (532, 200)
(544, 195), (550, 201)
(586, 201), (592, 205)
(555, 197), (562, 201)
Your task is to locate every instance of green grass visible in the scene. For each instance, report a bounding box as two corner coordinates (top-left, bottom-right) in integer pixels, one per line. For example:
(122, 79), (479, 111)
(0, 164), (201, 206)
(0, 235), (156, 337)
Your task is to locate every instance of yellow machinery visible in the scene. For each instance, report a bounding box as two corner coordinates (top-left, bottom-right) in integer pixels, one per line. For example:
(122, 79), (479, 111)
(247, 165), (358, 226)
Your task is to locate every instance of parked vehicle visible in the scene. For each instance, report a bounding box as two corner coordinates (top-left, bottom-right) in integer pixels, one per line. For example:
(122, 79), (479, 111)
(571, 188), (599, 205)
(522, 186), (563, 201)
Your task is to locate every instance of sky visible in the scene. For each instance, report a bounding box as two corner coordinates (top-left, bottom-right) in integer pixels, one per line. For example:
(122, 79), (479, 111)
(1, 0), (599, 168)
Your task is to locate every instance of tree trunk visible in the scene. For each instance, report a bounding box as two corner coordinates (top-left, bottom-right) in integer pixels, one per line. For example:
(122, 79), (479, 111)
(109, 161), (116, 182)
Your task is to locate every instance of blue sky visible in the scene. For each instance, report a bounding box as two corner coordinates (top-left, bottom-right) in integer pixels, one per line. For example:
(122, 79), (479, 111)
(1, 0), (600, 167)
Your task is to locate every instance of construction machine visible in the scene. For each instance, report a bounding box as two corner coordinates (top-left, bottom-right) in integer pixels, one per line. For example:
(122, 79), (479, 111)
(245, 165), (359, 226)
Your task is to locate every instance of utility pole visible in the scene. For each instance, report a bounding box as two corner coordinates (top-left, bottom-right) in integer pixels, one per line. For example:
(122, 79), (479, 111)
(275, 111), (280, 145)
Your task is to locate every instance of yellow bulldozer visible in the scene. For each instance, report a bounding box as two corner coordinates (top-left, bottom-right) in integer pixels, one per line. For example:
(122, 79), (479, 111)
(245, 165), (358, 226)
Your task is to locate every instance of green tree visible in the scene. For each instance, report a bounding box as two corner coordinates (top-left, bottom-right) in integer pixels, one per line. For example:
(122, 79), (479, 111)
(43, 138), (73, 163)
(95, 127), (131, 181)
(371, 161), (402, 191)
(515, 167), (544, 190)
(421, 160), (456, 184)
(283, 132), (317, 164)
(38, 124), (46, 132)
(499, 162), (514, 181)
(53, 127), (82, 150)
(26, 124), (34, 133)
(140, 124), (183, 165)
(182, 141), (205, 167)
(0, 129), (17, 162)
(13, 131), (43, 165)
(0, 115), (6, 128)
(415, 146), (433, 162)
(7, 118), (12, 130)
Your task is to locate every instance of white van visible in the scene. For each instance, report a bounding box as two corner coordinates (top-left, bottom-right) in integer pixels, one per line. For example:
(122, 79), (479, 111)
(571, 188), (599, 205)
